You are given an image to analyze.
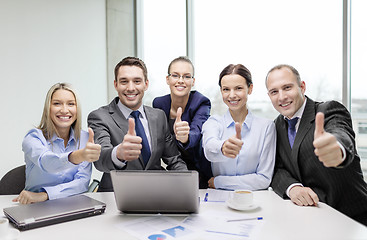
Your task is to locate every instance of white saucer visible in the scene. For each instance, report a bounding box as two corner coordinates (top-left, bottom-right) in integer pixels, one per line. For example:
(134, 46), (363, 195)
(3, 228), (20, 240)
(226, 199), (259, 211)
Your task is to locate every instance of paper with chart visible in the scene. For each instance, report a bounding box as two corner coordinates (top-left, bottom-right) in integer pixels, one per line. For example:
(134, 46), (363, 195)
(115, 215), (199, 240)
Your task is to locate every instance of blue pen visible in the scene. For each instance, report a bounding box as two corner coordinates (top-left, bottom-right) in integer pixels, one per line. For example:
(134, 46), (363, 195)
(204, 192), (208, 202)
(227, 217), (263, 222)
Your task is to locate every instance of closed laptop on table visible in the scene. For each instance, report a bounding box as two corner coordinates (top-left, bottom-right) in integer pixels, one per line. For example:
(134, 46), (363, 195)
(3, 194), (106, 230)
(111, 170), (199, 214)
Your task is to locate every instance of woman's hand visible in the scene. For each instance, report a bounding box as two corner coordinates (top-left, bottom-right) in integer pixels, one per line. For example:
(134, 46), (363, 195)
(208, 177), (216, 189)
(221, 122), (243, 158)
(12, 190), (48, 204)
(174, 107), (190, 144)
(69, 128), (101, 164)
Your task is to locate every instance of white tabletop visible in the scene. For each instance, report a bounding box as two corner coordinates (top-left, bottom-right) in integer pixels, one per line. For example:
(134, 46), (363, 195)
(1, 190), (366, 240)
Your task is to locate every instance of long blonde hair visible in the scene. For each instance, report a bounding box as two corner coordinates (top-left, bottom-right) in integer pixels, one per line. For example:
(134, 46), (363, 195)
(38, 83), (81, 144)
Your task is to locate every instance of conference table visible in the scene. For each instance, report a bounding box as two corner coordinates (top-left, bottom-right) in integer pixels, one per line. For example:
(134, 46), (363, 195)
(0, 190), (366, 240)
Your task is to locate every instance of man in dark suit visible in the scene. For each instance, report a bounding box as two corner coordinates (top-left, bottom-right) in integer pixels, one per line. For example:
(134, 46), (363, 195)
(266, 64), (367, 225)
(88, 57), (187, 192)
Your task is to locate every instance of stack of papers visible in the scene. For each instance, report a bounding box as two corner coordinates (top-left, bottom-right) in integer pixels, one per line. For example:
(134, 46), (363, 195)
(116, 211), (263, 239)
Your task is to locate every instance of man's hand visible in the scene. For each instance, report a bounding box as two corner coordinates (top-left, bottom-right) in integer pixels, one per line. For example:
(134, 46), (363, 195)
(12, 190), (48, 204)
(174, 107), (190, 144)
(221, 122), (243, 158)
(208, 177), (216, 189)
(313, 112), (343, 167)
(289, 186), (319, 206)
(117, 118), (142, 161)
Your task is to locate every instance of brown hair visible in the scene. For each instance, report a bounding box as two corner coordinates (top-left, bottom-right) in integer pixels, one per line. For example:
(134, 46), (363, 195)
(114, 56), (148, 81)
(219, 64), (252, 87)
(167, 56), (195, 76)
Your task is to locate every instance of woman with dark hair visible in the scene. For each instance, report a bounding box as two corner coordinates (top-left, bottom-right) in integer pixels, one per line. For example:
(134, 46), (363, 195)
(13, 83), (101, 204)
(153, 56), (212, 188)
(202, 64), (276, 190)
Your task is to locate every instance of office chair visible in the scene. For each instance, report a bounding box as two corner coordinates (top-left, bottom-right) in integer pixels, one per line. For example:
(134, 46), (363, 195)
(88, 179), (100, 193)
(0, 165), (26, 195)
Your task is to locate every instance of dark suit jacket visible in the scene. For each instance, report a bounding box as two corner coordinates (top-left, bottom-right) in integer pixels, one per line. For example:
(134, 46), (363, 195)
(152, 91), (212, 180)
(87, 97), (188, 192)
(271, 97), (367, 222)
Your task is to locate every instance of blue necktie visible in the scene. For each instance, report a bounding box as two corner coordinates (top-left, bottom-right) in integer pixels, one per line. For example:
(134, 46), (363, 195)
(130, 111), (151, 165)
(287, 117), (299, 149)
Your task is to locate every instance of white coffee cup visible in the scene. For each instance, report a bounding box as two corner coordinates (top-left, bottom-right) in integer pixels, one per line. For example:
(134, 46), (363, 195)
(231, 189), (253, 206)
(0, 218), (9, 236)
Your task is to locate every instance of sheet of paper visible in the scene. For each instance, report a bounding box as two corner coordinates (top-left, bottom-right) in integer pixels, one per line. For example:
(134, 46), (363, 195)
(182, 211), (264, 239)
(203, 189), (232, 202)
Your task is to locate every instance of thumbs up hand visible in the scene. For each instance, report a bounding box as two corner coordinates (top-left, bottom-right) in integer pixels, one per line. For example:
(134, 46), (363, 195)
(88, 127), (95, 143)
(127, 117), (136, 136)
(174, 107), (190, 144)
(68, 128), (101, 164)
(117, 118), (143, 161)
(221, 122), (244, 158)
(313, 112), (343, 167)
(82, 128), (101, 163)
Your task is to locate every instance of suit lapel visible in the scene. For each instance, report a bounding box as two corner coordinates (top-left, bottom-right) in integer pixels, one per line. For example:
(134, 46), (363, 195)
(109, 97), (129, 131)
(143, 106), (156, 169)
(273, 113), (301, 182)
(291, 98), (316, 175)
(278, 117), (292, 153)
(292, 98), (315, 152)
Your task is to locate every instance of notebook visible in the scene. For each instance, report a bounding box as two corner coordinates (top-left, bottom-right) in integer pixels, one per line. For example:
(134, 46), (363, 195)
(3, 195), (106, 230)
(110, 170), (199, 214)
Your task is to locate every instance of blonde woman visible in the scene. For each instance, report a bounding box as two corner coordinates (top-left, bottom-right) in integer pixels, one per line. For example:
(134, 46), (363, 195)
(13, 83), (101, 204)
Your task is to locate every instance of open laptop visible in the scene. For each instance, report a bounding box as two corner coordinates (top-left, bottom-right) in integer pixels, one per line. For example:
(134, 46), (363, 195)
(3, 195), (106, 230)
(110, 170), (199, 214)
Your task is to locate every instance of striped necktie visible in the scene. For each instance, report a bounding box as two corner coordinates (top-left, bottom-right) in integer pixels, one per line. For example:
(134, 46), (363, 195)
(287, 117), (299, 148)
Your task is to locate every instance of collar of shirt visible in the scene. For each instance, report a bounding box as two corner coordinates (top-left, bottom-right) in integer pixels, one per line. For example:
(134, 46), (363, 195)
(223, 109), (252, 131)
(49, 127), (76, 146)
(117, 100), (147, 121)
(283, 97), (307, 131)
(117, 100), (151, 149)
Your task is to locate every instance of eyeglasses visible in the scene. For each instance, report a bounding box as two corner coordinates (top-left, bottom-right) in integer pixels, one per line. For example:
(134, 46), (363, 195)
(168, 73), (193, 81)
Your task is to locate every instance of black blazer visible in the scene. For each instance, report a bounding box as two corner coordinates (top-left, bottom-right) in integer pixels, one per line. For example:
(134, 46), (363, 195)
(271, 97), (367, 222)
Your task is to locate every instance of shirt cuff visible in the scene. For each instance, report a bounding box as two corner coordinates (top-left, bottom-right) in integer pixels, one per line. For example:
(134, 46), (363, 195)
(337, 141), (346, 162)
(42, 185), (61, 200)
(286, 183), (304, 198)
(111, 144), (127, 168)
(64, 152), (78, 166)
(206, 139), (234, 162)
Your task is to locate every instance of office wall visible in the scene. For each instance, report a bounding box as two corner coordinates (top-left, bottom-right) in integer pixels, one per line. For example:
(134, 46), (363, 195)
(106, 0), (136, 102)
(0, 0), (108, 180)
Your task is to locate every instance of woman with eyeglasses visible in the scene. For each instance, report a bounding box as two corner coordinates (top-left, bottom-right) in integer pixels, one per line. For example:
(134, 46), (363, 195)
(13, 83), (101, 204)
(202, 64), (276, 190)
(153, 56), (212, 188)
